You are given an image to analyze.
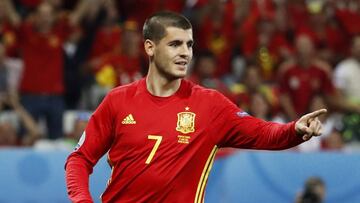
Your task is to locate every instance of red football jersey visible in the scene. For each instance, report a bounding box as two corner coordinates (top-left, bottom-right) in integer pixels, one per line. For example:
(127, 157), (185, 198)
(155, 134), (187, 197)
(65, 78), (302, 203)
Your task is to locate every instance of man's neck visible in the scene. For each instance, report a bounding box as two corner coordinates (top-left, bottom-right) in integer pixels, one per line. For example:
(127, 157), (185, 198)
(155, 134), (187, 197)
(35, 23), (52, 34)
(297, 57), (312, 68)
(146, 69), (182, 97)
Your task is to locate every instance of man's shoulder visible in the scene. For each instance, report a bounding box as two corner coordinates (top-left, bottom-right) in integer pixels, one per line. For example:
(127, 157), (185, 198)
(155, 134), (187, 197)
(183, 79), (224, 98)
(108, 79), (143, 97)
(184, 80), (238, 111)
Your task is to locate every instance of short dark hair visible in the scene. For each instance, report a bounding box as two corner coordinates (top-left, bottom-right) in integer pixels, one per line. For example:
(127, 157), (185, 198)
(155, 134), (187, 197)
(143, 11), (192, 42)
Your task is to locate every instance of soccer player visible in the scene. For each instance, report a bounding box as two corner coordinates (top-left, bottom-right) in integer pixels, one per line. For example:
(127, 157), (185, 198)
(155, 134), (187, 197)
(65, 11), (326, 203)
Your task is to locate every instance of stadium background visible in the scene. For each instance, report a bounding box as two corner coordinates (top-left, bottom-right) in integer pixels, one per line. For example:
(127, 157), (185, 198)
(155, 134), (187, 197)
(1, 0), (360, 202)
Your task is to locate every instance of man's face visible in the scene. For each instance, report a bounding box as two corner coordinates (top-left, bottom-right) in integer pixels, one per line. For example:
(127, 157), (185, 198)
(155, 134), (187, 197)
(151, 27), (193, 79)
(295, 35), (314, 58)
(244, 67), (261, 90)
(36, 3), (55, 29)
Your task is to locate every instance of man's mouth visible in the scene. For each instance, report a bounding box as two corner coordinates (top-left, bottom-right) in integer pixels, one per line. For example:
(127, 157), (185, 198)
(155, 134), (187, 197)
(174, 61), (188, 66)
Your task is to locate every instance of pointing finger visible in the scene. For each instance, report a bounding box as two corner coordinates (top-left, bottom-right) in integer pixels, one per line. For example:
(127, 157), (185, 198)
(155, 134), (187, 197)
(302, 109), (327, 120)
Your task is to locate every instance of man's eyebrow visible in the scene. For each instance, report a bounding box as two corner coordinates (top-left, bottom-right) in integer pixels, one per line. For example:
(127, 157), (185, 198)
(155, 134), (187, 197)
(167, 39), (194, 46)
(167, 40), (183, 45)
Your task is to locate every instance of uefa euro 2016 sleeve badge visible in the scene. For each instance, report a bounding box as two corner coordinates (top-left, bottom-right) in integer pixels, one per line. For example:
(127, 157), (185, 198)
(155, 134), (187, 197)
(176, 112), (196, 134)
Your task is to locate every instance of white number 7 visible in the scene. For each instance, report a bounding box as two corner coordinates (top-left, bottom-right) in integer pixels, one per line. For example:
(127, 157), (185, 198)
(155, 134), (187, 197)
(145, 135), (162, 164)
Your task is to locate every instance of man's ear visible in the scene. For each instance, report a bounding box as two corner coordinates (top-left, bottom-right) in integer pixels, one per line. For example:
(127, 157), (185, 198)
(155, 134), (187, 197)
(144, 39), (155, 57)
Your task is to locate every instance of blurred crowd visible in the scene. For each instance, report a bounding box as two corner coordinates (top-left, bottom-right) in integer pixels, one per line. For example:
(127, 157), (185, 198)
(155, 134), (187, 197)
(0, 0), (360, 152)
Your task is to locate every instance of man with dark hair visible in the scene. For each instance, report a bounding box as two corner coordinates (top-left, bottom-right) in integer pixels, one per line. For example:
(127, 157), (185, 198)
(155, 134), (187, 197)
(65, 11), (326, 203)
(142, 11), (192, 42)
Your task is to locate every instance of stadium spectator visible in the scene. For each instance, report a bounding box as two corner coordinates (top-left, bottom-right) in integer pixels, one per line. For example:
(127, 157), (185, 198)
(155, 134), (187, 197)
(277, 34), (358, 120)
(241, 11), (292, 80)
(278, 35), (360, 119)
(248, 92), (281, 122)
(90, 20), (144, 84)
(7, 0), (94, 139)
(333, 35), (360, 143)
(14, 2), (67, 139)
(334, 35), (360, 106)
(85, 20), (145, 109)
(295, 0), (347, 65)
(188, 50), (233, 100)
(295, 176), (326, 203)
(230, 64), (279, 114)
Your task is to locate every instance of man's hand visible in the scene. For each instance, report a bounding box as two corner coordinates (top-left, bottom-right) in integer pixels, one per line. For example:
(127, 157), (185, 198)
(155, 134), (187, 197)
(295, 109), (327, 141)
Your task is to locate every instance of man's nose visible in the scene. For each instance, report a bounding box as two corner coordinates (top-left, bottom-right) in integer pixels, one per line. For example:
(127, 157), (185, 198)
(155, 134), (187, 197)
(179, 44), (191, 58)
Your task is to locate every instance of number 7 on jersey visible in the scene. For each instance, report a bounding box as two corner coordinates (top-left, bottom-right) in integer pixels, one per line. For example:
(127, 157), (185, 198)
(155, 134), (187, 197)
(145, 135), (162, 164)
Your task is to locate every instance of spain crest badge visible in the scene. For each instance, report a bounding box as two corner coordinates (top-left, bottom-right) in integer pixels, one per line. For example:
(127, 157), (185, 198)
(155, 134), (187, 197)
(176, 112), (196, 134)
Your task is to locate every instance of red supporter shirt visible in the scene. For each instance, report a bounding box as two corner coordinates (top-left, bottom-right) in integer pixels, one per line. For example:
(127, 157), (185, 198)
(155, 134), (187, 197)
(336, 9), (360, 36)
(65, 78), (303, 203)
(279, 64), (335, 115)
(19, 20), (70, 94)
(89, 25), (122, 60)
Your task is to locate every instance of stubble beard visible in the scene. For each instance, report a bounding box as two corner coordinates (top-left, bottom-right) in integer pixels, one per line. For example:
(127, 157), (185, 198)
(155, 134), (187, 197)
(155, 62), (186, 81)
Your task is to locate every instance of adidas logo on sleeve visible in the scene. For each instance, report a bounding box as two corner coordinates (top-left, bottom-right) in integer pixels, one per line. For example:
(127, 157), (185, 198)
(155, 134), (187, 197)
(122, 114), (136, 124)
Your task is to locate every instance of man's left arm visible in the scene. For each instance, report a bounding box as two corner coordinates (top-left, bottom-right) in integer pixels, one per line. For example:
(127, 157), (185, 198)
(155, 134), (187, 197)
(211, 92), (326, 150)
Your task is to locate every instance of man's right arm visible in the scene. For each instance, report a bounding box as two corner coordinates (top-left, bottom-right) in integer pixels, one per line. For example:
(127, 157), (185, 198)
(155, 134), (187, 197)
(65, 152), (96, 203)
(65, 92), (116, 203)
